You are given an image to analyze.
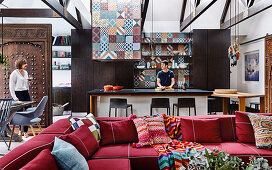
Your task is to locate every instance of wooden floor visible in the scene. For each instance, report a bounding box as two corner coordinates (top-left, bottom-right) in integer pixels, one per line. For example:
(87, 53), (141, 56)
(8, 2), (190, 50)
(11, 126), (42, 136)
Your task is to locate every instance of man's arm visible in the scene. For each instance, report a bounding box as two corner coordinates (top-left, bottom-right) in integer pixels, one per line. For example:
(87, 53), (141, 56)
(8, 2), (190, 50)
(157, 78), (162, 88)
(170, 78), (175, 88)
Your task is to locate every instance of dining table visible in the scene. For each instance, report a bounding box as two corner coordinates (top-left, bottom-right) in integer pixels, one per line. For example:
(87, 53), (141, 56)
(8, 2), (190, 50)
(2, 101), (36, 142)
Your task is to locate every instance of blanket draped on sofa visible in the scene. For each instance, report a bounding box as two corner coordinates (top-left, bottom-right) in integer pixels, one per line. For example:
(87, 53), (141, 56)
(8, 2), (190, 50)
(152, 140), (206, 170)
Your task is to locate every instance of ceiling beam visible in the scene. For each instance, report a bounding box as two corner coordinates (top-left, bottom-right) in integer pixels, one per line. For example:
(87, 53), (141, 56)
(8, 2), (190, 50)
(70, 0), (92, 29)
(75, 8), (82, 27)
(0, 9), (61, 18)
(220, 0), (231, 25)
(247, 0), (255, 8)
(41, 0), (82, 29)
(0, 0), (4, 4)
(221, 0), (272, 29)
(195, 0), (201, 7)
(180, 0), (217, 31)
(180, 0), (187, 23)
(141, 0), (150, 31)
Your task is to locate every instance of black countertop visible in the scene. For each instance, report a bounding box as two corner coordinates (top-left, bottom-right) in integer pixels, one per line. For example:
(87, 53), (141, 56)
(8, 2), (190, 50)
(88, 89), (213, 95)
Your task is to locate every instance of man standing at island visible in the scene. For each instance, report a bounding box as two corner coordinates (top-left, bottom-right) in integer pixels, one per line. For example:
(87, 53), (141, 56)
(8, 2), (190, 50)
(157, 60), (175, 89)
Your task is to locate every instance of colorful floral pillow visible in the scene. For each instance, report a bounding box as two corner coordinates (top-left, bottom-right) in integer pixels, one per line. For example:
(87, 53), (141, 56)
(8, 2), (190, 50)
(133, 116), (172, 147)
(68, 113), (100, 142)
(247, 113), (272, 149)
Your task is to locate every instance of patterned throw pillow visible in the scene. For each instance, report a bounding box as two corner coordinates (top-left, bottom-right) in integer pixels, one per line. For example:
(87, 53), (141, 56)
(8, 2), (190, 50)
(68, 113), (100, 142)
(247, 113), (272, 149)
(133, 116), (172, 147)
(161, 113), (182, 140)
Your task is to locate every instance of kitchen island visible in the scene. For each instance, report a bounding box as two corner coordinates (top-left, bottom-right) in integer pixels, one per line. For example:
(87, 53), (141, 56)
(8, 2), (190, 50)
(88, 89), (213, 117)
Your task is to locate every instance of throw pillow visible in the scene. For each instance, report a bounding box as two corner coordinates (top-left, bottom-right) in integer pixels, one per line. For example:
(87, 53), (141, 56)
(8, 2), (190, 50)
(51, 137), (89, 170)
(133, 116), (172, 147)
(162, 113), (182, 140)
(68, 113), (100, 142)
(99, 120), (138, 145)
(59, 124), (99, 159)
(247, 113), (272, 149)
(180, 118), (222, 142)
(235, 111), (272, 143)
(20, 149), (58, 170)
(133, 117), (153, 147)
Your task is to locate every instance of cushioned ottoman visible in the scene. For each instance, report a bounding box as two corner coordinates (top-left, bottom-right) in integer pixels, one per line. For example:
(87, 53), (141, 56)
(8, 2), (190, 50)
(88, 158), (131, 170)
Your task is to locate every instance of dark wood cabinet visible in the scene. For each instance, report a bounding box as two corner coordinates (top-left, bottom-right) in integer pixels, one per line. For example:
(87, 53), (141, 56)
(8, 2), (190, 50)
(192, 29), (230, 90)
(71, 29), (134, 112)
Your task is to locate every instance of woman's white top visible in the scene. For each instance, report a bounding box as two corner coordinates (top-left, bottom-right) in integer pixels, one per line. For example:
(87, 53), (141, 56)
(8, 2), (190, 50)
(9, 69), (29, 100)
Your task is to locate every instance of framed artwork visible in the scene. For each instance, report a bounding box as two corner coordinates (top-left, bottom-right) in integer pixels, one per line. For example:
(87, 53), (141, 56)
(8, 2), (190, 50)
(245, 51), (259, 81)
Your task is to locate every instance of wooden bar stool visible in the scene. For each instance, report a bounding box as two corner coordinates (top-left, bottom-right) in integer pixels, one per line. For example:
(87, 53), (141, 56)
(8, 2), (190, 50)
(109, 98), (133, 117)
(150, 98), (170, 116)
(173, 98), (196, 116)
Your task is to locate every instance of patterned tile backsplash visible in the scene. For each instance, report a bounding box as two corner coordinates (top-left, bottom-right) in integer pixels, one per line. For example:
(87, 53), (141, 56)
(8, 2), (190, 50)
(92, 0), (141, 60)
(134, 33), (192, 88)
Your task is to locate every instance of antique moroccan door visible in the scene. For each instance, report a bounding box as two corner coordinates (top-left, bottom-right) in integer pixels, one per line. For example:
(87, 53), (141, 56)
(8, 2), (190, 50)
(265, 35), (272, 113)
(0, 24), (52, 127)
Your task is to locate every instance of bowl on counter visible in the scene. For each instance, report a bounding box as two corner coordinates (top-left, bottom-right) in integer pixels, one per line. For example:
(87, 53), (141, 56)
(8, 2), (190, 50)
(104, 85), (113, 91)
(113, 86), (123, 90)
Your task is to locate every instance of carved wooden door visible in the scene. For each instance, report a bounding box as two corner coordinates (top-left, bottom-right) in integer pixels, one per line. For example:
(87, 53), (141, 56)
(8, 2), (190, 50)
(0, 42), (48, 125)
(265, 36), (272, 113)
(0, 24), (52, 127)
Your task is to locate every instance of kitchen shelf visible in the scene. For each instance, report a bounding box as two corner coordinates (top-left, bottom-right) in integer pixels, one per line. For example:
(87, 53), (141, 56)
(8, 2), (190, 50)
(52, 45), (71, 47)
(53, 57), (72, 58)
(52, 69), (71, 71)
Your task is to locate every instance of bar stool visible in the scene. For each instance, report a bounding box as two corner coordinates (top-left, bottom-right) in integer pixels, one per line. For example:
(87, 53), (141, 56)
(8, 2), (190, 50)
(109, 98), (133, 117)
(250, 102), (260, 110)
(150, 98), (170, 116)
(173, 98), (196, 116)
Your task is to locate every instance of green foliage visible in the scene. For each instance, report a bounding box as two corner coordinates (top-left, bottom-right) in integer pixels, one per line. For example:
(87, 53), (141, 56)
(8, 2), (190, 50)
(189, 148), (272, 170)
(0, 54), (10, 76)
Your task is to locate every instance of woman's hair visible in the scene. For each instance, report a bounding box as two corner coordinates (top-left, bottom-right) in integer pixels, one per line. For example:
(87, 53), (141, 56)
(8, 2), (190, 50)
(15, 58), (27, 69)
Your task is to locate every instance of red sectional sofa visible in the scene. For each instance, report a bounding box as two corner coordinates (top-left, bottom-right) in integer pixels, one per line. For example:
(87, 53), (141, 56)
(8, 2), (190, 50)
(1, 115), (272, 170)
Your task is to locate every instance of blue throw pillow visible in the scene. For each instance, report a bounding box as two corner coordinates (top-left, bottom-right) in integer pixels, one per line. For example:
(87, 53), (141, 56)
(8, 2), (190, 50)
(51, 137), (89, 170)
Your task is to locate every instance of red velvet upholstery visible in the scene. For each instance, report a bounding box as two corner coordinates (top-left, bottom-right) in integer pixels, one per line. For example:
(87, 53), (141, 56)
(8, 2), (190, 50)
(180, 117), (222, 142)
(0, 141), (54, 170)
(92, 143), (159, 170)
(19, 149), (58, 170)
(88, 158), (131, 170)
(181, 115), (236, 141)
(59, 124), (99, 159)
(235, 111), (272, 143)
(98, 120), (138, 145)
(40, 119), (73, 135)
(2, 115), (272, 170)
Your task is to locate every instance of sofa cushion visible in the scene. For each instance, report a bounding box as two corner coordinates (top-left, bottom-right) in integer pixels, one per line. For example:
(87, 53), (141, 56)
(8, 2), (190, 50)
(0, 140), (54, 170)
(235, 111), (272, 143)
(88, 159), (131, 170)
(59, 125), (99, 159)
(92, 144), (130, 158)
(40, 119), (73, 135)
(91, 144), (159, 170)
(182, 115), (236, 141)
(51, 137), (89, 170)
(99, 120), (138, 145)
(247, 113), (272, 148)
(180, 117), (222, 142)
(68, 113), (100, 142)
(19, 149), (58, 170)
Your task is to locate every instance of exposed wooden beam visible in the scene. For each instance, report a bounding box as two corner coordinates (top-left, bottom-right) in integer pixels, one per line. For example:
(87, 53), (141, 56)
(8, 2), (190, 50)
(220, 0), (231, 24)
(180, 0), (187, 23)
(0, 9), (61, 18)
(0, 0), (4, 4)
(221, 0), (272, 29)
(180, 0), (217, 31)
(59, 0), (64, 6)
(41, 0), (82, 29)
(75, 8), (82, 27)
(247, 0), (255, 8)
(196, 0), (201, 7)
(141, 0), (150, 31)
